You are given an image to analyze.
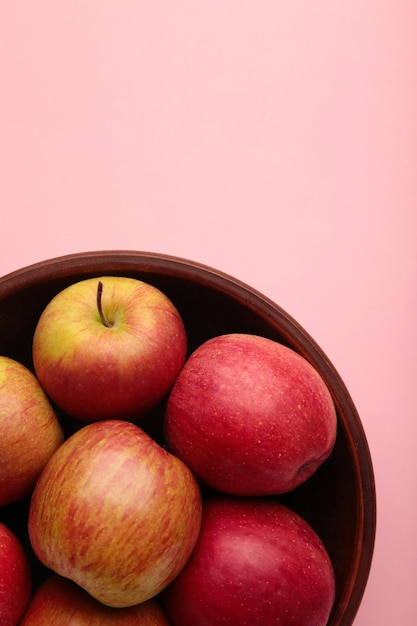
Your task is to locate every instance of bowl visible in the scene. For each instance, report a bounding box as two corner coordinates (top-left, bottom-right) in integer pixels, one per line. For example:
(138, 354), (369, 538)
(0, 250), (376, 625)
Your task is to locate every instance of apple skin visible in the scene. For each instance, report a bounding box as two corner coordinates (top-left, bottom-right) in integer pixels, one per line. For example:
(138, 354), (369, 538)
(32, 275), (187, 422)
(19, 575), (171, 625)
(165, 333), (337, 496)
(28, 419), (202, 608)
(161, 496), (335, 626)
(0, 521), (32, 626)
(0, 356), (64, 507)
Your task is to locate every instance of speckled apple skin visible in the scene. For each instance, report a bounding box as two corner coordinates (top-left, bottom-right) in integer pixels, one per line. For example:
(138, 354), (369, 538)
(165, 333), (337, 496)
(162, 496), (335, 626)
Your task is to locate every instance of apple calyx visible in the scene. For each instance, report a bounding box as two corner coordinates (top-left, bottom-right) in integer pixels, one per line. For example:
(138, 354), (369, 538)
(97, 281), (113, 328)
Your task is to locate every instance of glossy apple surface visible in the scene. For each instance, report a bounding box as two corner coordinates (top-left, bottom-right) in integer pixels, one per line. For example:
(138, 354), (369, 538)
(0, 521), (32, 626)
(165, 333), (337, 495)
(32, 275), (187, 422)
(162, 495), (335, 626)
(19, 574), (171, 625)
(0, 356), (64, 506)
(28, 419), (202, 608)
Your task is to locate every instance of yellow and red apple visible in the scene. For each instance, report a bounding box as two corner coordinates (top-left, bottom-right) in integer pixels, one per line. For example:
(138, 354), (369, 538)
(28, 419), (202, 608)
(0, 356), (64, 507)
(19, 575), (171, 625)
(32, 276), (187, 422)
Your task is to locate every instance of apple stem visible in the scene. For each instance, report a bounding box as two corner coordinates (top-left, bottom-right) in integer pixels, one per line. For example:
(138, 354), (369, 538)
(97, 281), (113, 328)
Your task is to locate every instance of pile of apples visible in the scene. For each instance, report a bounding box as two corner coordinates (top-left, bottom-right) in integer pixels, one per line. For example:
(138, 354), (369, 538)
(0, 275), (338, 626)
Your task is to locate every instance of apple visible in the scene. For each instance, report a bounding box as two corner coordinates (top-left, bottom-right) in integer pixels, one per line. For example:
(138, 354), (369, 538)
(0, 521), (32, 626)
(0, 356), (64, 507)
(164, 333), (337, 496)
(32, 275), (187, 422)
(28, 419), (202, 608)
(162, 495), (335, 626)
(19, 574), (171, 625)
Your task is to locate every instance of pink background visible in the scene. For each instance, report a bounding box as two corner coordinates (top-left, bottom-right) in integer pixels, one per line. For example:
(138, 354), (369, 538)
(1, 2), (416, 623)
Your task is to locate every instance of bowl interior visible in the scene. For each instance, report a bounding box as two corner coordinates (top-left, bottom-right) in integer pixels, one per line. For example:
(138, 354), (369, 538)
(0, 250), (376, 626)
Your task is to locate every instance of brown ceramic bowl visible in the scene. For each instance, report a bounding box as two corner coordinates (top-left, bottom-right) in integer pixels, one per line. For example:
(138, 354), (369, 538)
(0, 250), (375, 625)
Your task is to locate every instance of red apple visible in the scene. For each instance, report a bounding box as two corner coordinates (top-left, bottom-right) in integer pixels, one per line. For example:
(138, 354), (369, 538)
(0, 356), (64, 507)
(0, 521), (32, 626)
(28, 419), (202, 608)
(161, 496), (335, 626)
(19, 575), (171, 625)
(165, 333), (337, 495)
(32, 275), (187, 422)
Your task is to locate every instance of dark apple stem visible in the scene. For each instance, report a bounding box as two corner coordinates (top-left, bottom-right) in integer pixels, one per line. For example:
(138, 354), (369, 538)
(97, 281), (113, 328)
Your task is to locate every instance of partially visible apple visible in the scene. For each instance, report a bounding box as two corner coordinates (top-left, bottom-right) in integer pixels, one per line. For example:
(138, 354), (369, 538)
(161, 495), (335, 626)
(0, 356), (64, 507)
(165, 333), (337, 495)
(19, 575), (171, 625)
(28, 419), (202, 608)
(0, 521), (32, 626)
(32, 276), (187, 422)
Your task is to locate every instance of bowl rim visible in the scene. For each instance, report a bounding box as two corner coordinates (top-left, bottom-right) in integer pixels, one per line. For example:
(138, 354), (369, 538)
(0, 249), (376, 625)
